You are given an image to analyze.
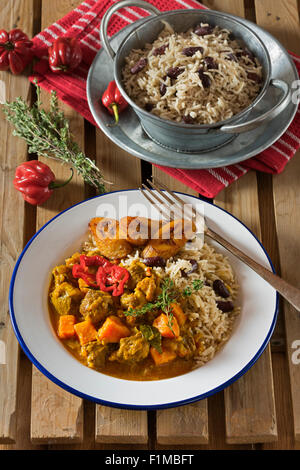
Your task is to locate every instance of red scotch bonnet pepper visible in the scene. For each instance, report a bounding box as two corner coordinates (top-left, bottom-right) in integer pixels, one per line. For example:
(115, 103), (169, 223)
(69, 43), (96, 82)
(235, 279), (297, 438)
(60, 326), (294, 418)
(72, 254), (130, 296)
(48, 37), (82, 73)
(13, 160), (73, 205)
(0, 28), (33, 74)
(102, 81), (128, 124)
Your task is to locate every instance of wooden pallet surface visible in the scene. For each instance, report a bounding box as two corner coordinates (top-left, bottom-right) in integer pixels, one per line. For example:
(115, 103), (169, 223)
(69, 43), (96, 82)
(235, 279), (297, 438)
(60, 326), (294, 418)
(0, 0), (299, 450)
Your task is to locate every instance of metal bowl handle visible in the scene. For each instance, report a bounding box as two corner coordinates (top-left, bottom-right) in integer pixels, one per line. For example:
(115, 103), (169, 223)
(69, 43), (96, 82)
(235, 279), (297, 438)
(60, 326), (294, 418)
(100, 0), (161, 60)
(219, 79), (291, 134)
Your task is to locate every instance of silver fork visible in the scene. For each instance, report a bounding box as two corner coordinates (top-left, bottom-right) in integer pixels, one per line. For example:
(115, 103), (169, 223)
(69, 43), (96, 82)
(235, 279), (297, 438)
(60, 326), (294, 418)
(140, 176), (300, 312)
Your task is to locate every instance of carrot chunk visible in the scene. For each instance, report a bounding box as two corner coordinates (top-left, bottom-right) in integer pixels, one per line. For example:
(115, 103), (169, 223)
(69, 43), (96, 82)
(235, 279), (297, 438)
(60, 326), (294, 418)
(58, 314), (76, 339)
(150, 346), (177, 365)
(98, 315), (131, 343)
(152, 313), (180, 338)
(170, 302), (186, 327)
(74, 319), (97, 345)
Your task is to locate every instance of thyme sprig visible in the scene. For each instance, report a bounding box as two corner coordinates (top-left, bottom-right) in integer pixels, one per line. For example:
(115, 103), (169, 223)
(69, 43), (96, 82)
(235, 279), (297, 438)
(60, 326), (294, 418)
(2, 82), (106, 193)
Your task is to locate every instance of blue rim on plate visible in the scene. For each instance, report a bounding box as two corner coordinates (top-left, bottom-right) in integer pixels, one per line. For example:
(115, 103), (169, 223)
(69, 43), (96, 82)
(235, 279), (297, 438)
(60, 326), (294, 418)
(9, 190), (279, 410)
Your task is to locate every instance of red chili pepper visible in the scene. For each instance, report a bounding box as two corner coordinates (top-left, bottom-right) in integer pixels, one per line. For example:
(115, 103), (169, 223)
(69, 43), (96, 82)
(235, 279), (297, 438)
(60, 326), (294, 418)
(96, 264), (130, 296)
(102, 81), (128, 124)
(72, 255), (110, 288)
(13, 160), (73, 205)
(0, 28), (33, 74)
(48, 37), (82, 73)
(72, 254), (130, 294)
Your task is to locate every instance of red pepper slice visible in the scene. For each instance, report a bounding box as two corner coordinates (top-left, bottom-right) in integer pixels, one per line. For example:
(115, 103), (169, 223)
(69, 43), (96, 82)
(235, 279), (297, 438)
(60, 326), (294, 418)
(96, 264), (130, 296)
(72, 255), (110, 288)
(72, 255), (130, 295)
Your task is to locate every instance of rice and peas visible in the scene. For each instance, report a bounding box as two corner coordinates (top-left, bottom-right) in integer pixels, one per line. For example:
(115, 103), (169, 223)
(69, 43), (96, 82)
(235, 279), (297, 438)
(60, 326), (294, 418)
(122, 22), (262, 125)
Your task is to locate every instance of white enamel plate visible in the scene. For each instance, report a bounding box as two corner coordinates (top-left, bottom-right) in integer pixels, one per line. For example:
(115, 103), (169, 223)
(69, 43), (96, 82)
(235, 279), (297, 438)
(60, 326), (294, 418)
(9, 190), (278, 409)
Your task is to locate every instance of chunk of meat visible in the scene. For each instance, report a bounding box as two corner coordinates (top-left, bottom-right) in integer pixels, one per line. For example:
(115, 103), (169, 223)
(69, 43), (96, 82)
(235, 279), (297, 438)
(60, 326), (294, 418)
(79, 289), (114, 323)
(109, 331), (150, 363)
(50, 281), (83, 315)
(164, 332), (196, 359)
(119, 217), (152, 246)
(120, 289), (147, 310)
(89, 217), (132, 259)
(136, 275), (157, 302)
(51, 264), (72, 287)
(81, 341), (111, 369)
(126, 260), (148, 289)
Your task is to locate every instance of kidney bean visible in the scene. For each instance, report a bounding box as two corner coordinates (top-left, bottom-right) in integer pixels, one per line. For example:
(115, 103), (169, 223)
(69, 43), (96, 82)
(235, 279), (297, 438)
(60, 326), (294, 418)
(182, 114), (195, 124)
(237, 49), (255, 63)
(182, 46), (204, 57)
(130, 57), (147, 74)
(186, 259), (198, 274)
(143, 256), (166, 267)
(203, 56), (218, 70)
(145, 102), (154, 112)
(152, 43), (168, 56)
(213, 279), (230, 298)
(226, 53), (238, 62)
(166, 66), (184, 79)
(160, 82), (167, 96)
(216, 300), (234, 313)
(247, 72), (262, 83)
(198, 68), (211, 88)
(194, 24), (214, 36)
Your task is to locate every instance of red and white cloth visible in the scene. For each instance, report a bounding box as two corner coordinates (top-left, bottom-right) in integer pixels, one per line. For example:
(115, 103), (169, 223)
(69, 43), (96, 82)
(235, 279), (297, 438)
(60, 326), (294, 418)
(29, 0), (300, 198)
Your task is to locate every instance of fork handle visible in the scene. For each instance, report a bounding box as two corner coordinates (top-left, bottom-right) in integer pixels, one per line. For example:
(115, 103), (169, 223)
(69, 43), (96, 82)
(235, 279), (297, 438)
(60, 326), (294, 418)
(206, 228), (300, 312)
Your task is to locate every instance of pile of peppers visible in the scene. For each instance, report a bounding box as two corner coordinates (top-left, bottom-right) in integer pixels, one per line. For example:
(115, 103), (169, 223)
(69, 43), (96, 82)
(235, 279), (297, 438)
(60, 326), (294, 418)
(72, 255), (130, 297)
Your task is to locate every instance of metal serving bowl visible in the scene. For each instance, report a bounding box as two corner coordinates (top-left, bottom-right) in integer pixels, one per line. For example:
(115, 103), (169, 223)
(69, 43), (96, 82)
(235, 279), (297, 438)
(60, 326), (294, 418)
(100, 0), (291, 153)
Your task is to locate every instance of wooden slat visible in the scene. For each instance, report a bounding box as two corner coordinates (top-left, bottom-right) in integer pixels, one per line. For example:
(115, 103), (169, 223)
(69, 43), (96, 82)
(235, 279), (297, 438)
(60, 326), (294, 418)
(151, 170), (209, 445)
(30, 0), (85, 444)
(206, 0), (277, 444)
(156, 402), (209, 445)
(94, 125), (149, 445)
(0, 0), (35, 444)
(254, 0), (300, 443)
(96, 407), (148, 444)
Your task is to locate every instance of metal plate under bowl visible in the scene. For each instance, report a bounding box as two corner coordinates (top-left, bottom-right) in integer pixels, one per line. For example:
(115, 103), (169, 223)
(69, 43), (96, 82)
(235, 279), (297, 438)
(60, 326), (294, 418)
(87, 15), (298, 169)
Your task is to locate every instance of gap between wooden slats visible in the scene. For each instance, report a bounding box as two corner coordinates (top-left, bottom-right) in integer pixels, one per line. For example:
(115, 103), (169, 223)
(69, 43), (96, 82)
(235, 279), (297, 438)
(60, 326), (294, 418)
(0, 0), (36, 444)
(151, 170), (209, 446)
(254, 0), (300, 443)
(30, 0), (86, 444)
(94, 129), (148, 445)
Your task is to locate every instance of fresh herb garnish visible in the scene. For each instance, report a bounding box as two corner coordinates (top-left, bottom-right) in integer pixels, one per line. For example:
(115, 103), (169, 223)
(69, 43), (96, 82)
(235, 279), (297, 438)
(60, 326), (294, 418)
(126, 277), (178, 335)
(139, 324), (162, 353)
(126, 276), (203, 333)
(2, 82), (106, 193)
(192, 279), (204, 291)
(183, 279), (203, 296)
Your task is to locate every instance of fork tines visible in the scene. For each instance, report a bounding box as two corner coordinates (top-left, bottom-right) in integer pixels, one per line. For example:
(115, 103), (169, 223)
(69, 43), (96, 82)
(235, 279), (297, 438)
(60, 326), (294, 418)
(140, 177), (196, 222)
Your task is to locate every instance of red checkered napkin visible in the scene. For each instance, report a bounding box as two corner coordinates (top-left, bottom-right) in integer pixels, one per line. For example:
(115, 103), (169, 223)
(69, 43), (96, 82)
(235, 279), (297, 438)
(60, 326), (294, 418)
(29, 0), (300, 198)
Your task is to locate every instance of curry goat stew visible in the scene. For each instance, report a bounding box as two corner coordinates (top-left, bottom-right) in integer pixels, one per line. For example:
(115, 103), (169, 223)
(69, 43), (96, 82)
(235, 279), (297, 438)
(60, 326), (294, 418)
(48, 217), (239, 381)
